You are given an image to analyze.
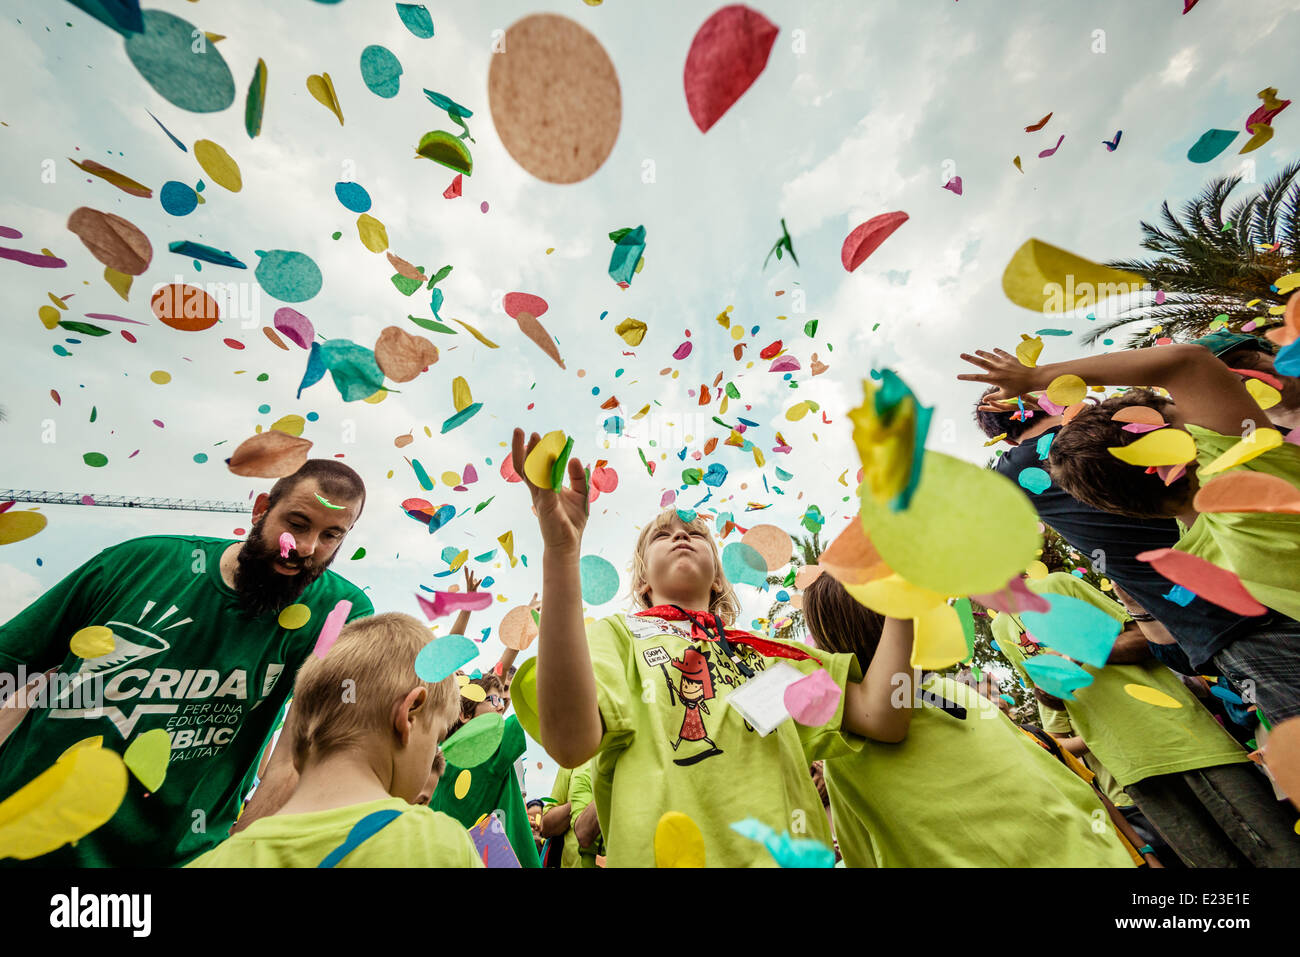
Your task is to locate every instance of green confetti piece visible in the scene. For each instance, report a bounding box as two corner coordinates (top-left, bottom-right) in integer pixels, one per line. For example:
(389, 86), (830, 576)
(803, 319), (818, 337)
(350, 547), (366, 560)
(550, 436), (575, 492)
(316, 493), (345, 509)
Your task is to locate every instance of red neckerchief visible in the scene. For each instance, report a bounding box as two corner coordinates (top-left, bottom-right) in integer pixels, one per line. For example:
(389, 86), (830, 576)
(634, 606), (812, 662)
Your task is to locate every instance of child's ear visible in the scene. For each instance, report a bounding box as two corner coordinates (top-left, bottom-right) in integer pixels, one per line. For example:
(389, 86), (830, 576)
(394, 687), (428, 745)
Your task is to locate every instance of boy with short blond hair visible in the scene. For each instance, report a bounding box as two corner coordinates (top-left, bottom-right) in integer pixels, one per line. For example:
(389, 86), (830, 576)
(189, 613), (482, 868)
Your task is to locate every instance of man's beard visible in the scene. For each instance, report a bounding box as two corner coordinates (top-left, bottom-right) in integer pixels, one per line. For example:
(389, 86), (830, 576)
(232, 518), (336, 618)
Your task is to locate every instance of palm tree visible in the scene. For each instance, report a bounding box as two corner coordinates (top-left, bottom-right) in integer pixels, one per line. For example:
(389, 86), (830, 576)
(763, 529), (822, 643)
(1085, 160), (1300, 348)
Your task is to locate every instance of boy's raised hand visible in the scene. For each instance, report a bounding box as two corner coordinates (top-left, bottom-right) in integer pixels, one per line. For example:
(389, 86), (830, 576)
(511, 427), (590, 554)
(957, 348), (1042, 402)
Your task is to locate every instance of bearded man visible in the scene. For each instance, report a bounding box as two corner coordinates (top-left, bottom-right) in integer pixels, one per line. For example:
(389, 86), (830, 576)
(0, 460), (372, 867)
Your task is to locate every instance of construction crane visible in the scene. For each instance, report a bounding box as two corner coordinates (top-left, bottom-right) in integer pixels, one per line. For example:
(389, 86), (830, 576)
(0, 490), (248, 513)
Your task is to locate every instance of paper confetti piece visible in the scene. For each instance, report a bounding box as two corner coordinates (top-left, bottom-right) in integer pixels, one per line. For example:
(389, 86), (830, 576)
(416, 592), (493, 620)
(654, 811), (706, 867)
(514, 311), (565, 369)
(1045, 374), (1087, 406)
(1194, 471), (1300, 514)
(279, 532), (296, 559)
(1017, 467), (1052, 494)
(415, 130), (472, 174)
(273, 307), (315, 349)
(227, 430), (313, 478)
(1025, 111), (1053, 132)
(0, 511), (48, 546)
(69, 625), (115, 660)
(1137, 548), (1268, 616)
(255, 249), (323, 303)
(415, 634), (478, 682)
(741, 524), (793, 571)
(608, 225), (647, 287)
(67, 207), (152, 275)
(1124, 684), (1183, 709)
(374, 326), (438, 382)
(360, 44), (403, 98)
(523, 430), (569, 487)
(1107, 428), (1197, 467)
(911, 602), (968, 670)
(1197, 428), (1283, 476)
(1188, 129), (1239, 163)
(307, 72), (344, 124)
(1019, 593), (1121, 667)
(782, 669), (840, 727)
(499, 603), (539, 650)
(1001, 239), (1144, 312)
(123, 9), (235, 113)
(396, 3), (435, 39)
(721, 541), (769, 588)
(841, 212), (909, 273)
(503, 293), (549, 319)
(818, 517), (891, 586)
(860, 451), (1041, 596)
(193, 139), (242, 192)
(1103, 130), (1122, 151)
(0, 746), (128, 861)
(942, 176), (962, 195)
(1239, 122), (1275, 154)
(729, 818), (835, 868)
(68, 158), (151, 198)
(244, 58), (267, 138)
(579, 554), (620, 605)
(1023, 654), (1094, 701)
(312, 599), (352, 660)
(1037, 134), (1064, 158)
(683, 5), (778, 133)
(441, 714), (504, 769)
(318, 809), (402, 867)
(122, 728), (171, 792)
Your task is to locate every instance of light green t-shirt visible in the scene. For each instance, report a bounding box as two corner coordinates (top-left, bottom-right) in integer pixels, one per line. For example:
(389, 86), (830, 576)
(567, 759), (599, 868)
(1176, 424), (1300, 623)
(548, 766), (583, 869)
(992, 573), (1249, 788)
(535, 613), (863, 868)
(824, 676), (1134, 868)
(1038, 703), (1132, 807)
(186, 797), (483, 868)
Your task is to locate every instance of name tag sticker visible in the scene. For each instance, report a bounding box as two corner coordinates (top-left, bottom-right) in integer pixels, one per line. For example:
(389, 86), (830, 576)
(725, 662), (802, 737)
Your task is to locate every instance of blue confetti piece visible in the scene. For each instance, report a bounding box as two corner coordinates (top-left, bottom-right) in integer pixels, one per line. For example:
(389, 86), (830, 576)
(1035, 431), (1055, 460)
(1020, 594), (1121, 668)
(414, 634), (477, 682)
(1164, 584), (1196, 607)
(1023, 654), (1095, 700)
(1018, 467), (1052, 494)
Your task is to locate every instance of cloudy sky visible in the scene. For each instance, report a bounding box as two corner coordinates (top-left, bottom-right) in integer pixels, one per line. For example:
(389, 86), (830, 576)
(2, 0), (1297, 795)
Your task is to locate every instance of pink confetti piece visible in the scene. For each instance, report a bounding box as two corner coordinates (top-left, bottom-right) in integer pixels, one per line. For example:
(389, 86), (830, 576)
(1155, 290), (1166, 304)
(1037, 134), (1065, 158)
(972, 576), (1051, 615)
(673, 341), (693, 360)
(1035, 395), (1067, 415)
(0, 226), (22, 239)
(942, 176), (963, 195)
(783, 668), (841, 727)
(85, 312), (147, 324)
(312, 599), (352, 659)
(659, 489), (677, 507)
(769, 355), (801, 373)
(1122, 422), (1166, 433)
(462, 464), (479, 485)
(416, 590), (494, 620)
(0, 247), (67, 268)
(279, 531), (296, 558)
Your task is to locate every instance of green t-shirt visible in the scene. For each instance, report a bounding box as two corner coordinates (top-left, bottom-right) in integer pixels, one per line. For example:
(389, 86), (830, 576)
(186, 797), (482, 868)
(0, 535), (372, 867)
(825, 676), (1134, 868)
(1038, 703), (1133, 807)
(1177, 424), (1300, 623)
(567, 759), (599, 868)
(430, 714), (541, 868)
(992, 573), (1249, 788)
(550, 613), (863, 868)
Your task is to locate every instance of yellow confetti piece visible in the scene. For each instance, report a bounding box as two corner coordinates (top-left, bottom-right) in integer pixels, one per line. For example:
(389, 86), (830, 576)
(716, 306), (733, 329)
(452, 376), (473, 413)
(38, 305), (61, 329)
(150, 370), (171, 385)
(449, 318), (500, 349)
(440, 471), (460, 487)
(1015, 334), (1044, 368)
(983, 433), (1007, 446)
(1025, 560), (1049, 580)
(0, 746), (127, 861)
(0, 510), (47, 545)
(277, 604), (312, 630)
(122, 728), (171, 792)
(356, 213), (389, 253)
(523, 430), (568, 487)
(632, 404), (651, 420)
(1268, 305), (1287, 316)
(1275, 272), (1300, 295)
(307, 72), (344, 124)
(1107, 428), (1197, 467)
(1045, 374), (1087, 406)
(104, 267), (132, 301)
(193, 139), (242, 192)
(654, 811), (706, 868)
(614, 317), (647, 346)
(1001, 239), (1145, 312)
(1198, 428), (1283, 477)
(911, 602), (967, 671)
(69, 626), (114, 660)
(730, 325), (745, 341)
(454, 768), (472, 799)
(57, 736), (103, 763)
(844, 574), (946, 619)
(270, 414), (306, 437)
(499, 530), (517, 568)
(461, 684), (486, 703)
(785, 401), (812, 422)
(1123, 684), (1183, 709)
(450, 549), (469, 571)
(1245, 378), (1281, 410)
(363, 388), (388, 405)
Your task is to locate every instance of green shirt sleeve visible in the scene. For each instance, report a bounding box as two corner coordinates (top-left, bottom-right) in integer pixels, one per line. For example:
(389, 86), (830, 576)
(568, 760), (594, 821)
(1039, 701), (1074, 735)
(550, 767), (572, 805)
(790, 644), (866, 762)
(586, 616), (639, 754)
(0, 546), (111, 672)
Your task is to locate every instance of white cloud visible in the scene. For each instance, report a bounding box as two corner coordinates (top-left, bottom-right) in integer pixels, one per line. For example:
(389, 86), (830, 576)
(0, 564), (44, 622)
(1160, 47), (1197, 86)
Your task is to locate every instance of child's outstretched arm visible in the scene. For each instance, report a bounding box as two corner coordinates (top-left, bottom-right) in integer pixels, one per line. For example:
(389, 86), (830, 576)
(448, 567), (481, 639)
(958, 343), (1266, 438)
(511, 428), (603, 768)
(842, 618), (914, 743)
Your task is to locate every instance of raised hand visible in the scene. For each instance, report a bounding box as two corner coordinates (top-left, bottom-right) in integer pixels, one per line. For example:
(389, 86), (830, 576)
(957, 348), (1041, 403)
(511, 428), (590, 554)
(463, 566), (482, 593)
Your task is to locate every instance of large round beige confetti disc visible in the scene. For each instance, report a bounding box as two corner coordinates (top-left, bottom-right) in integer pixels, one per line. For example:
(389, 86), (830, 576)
(488, 14), (621, 184)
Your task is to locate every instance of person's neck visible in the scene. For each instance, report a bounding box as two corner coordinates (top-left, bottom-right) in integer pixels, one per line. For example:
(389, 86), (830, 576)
(276, 748), (394, 816)
(219, 542), (241, 589)
(649, 590), (714, 615)
(1013, 414), (1065, 444)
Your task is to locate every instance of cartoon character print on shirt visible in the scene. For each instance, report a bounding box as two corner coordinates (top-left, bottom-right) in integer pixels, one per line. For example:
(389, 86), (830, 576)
(1012, 618), (1044, 660)
(663, 646), (722, 766)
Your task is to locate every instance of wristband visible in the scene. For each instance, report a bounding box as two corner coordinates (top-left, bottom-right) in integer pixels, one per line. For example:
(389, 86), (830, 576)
(1138, 844), (1154, 855)
(1130, 614), (1155, 622)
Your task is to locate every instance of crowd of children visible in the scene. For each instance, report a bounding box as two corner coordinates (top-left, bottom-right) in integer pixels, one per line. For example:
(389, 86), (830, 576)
(3, 332), (1299, 868)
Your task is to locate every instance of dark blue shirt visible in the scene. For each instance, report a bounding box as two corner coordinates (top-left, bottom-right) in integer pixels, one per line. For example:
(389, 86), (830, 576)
(995, 428), (1274, 668)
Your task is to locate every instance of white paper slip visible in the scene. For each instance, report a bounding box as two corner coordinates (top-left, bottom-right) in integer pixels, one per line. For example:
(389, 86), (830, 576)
(724, 661), (802, 737)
